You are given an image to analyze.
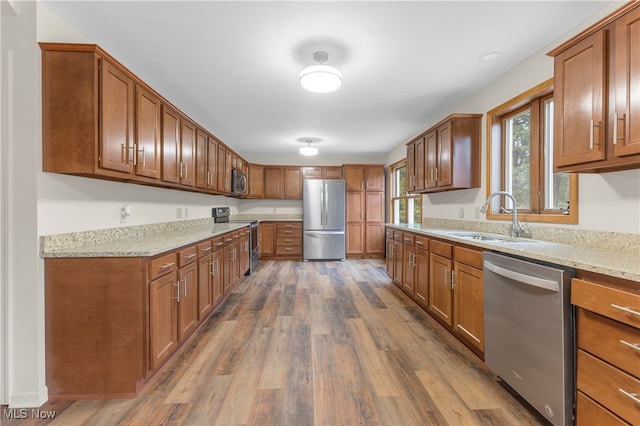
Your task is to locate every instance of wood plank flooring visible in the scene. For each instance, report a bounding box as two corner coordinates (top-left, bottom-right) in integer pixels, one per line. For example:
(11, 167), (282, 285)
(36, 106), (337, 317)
(3, 259), (545, 425)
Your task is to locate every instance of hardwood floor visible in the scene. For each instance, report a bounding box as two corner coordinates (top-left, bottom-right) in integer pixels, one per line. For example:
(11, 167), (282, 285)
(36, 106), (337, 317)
(3, 259), (545, 425)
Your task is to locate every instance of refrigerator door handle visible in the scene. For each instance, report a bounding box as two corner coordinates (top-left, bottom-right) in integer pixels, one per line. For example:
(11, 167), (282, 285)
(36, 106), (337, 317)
(320, 183), (324, 227)
(323, 182), (329, 230)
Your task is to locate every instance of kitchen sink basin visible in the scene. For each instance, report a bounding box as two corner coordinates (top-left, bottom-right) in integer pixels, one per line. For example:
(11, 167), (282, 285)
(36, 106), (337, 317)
(446, 231), (534, 243)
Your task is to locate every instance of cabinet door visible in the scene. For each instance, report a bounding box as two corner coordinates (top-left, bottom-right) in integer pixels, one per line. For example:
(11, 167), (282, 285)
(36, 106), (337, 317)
(429, 253), (453, 326)
(453, 262), (484, 352)
(240, 232), (250, 275)
(365, 166), (385, 191)
(284, 167), (302, 199)
(248, 164), (264, 198)
(392, 239), (403, 287)
(344, 166), (365, 191)
(402, 245), (415, 295)
(414, 248), (429, 309)
(180, 118), (196, 187)
(436, 123), (452, 187)
(100, 59), (134, 174)
(162, 105), (181, 184)
(365, 192), (384, 222)
(424, 130), (437, 189)
(211, 248), (224, 307)
(149, 271), (178, 370)
(264, 167), (284, 199)
(195, 128), (209, 190)
(323, 167), (343, 179)
(406, 143), (416, 192)
(415, 138), (425, 191)
(259, 223), (275, 256)
(346, 192), (364, 222)
(217, 143), (228, 193)
(207, 136), (218, 190)
(365, 224), (385, 256)
(135, 86), (161, 179)
(554, 31), (606, 167)
(197, 253), (213, 320)
(177, 262), (198, 340)
(614, 7), (640, 157)
(385, 237), (394, 277)
(346, 222), (364, 256)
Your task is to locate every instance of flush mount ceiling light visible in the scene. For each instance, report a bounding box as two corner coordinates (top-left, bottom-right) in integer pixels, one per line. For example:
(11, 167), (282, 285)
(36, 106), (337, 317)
(479, 51), (502, 63)
(299, 51), (343, 93)
(299, 140), (319, 156)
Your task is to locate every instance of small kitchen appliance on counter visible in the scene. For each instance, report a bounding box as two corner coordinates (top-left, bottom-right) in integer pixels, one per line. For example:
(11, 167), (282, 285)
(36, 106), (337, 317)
(212, 207), (258, 274)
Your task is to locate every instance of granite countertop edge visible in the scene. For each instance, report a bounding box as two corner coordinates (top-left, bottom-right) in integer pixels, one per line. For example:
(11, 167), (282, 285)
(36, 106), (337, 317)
(386, 223), (640, 283)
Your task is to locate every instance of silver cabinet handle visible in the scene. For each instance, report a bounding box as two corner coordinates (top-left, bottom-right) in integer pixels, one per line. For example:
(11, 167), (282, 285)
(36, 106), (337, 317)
(484, 260), (559, 292)
(174, 281), (180, 302)
(619, 340), (640, 351)
(178, 161), (183, 178)
(159, 261), (175, 270)
(444, 268), (450, 286)
(451, 270), (456, 290)
(618, 388), (640, 404)
(613, 112), (618, 145)
(183, 277), (188, 298)
(185, 253), (197, 261)
(589, 119), (594, 149)
(611, 304), (640, 316)
(132, 144), (137, 166)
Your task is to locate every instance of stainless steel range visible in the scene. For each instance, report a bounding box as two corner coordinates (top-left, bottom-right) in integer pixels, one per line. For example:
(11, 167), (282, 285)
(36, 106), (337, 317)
(212, 207), (258, 275)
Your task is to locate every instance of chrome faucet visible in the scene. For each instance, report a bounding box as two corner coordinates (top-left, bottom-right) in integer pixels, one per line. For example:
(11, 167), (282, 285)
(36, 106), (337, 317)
(480, 191), (526, 238)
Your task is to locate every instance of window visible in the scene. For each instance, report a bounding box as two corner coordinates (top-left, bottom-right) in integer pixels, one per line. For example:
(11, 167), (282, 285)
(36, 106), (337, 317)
(390, 160), (421, 224)
(487, 78), (577, 224)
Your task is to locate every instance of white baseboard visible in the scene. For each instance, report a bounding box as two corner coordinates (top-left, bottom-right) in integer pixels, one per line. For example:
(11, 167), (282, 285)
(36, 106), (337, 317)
(8, 385), (48, 408)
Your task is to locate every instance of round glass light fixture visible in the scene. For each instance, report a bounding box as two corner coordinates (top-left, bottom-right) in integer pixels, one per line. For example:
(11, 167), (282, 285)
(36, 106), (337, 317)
(299, 51), (343, 93)
(479, 51), (501, 63)
(299, 140), (319, 156)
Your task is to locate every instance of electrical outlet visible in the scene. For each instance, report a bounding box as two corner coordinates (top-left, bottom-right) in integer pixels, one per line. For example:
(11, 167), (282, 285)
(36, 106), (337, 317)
(475, 207), (480, 219)
(120, 205), (131, 223)
(458, 207), (464, 218)
(184, 207), (189, 218)
(176, 207), (182, 218)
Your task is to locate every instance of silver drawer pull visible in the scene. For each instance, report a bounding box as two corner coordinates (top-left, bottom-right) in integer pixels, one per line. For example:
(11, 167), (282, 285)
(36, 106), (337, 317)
(618, 388), (640, 404)
(185, 253), (197, 260)
(611, 304), (640, 316)
(619, 340), (640, 351)
(159, 262), (176, 270)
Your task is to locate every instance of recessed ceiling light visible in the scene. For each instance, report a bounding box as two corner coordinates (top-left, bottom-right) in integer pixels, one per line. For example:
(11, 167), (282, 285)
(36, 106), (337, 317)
(479, 51), (501, 63)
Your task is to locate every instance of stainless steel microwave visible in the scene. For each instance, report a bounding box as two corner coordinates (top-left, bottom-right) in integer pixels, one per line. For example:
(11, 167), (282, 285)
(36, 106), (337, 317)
(230, 168), (247, 196)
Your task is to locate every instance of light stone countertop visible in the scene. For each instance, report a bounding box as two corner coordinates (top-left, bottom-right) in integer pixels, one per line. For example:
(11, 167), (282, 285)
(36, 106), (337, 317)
(386, 223), (640, 283)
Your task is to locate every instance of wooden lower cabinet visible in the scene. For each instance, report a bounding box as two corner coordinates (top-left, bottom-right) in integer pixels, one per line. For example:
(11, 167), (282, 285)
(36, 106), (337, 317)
(261, 221), (303, 260)
(452, 246), (484, 354)
(45, 228), (247, 398)
(386, 226), (484, 357)
(259, 222), (275, 257)
(572, 275), (640, 424)
(346, 222), (365, 256)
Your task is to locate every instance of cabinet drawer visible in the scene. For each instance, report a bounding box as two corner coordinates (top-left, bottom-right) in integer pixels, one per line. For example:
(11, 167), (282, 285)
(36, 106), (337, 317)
(402, 233), (415, 246)
(276, 237), (302, 246)
(276, 245), (302, 255)
(178, 246), (198, 266)
(277, 228), (302, 238)
(149, 252), (177, 281)
(276, 222), (302, 230)
(577, 349), (640, 424)
(430, 240), (452, 258)
(211, 236), (225, 250)
(414, 236), (429, 251)
(386, 228), (394, 239)
(453, 246), (483, 269)
(222, 232), (235, 245)
(393, 230), (403, 241)
(576, 391), (629, 426)
(577, 308), (640, 378)
(197, 241), (212, 258)
(572, 279), (640, 329)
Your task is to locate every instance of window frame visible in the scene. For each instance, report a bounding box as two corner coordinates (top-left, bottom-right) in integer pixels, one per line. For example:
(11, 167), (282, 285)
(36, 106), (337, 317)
(389, 159), (422, 225)
(486, 78), (578, 224)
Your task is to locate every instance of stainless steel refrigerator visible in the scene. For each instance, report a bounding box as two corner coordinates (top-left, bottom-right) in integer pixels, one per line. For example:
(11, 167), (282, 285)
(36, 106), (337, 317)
(303, 179), (346, 261)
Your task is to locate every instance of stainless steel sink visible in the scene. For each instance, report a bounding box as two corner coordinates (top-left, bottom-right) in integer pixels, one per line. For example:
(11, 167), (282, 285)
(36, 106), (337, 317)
(446, 231), (533, 243)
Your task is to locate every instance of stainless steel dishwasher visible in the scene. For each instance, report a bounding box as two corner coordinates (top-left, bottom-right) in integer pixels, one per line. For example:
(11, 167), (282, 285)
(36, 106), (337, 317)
(483, 252), (575, 426)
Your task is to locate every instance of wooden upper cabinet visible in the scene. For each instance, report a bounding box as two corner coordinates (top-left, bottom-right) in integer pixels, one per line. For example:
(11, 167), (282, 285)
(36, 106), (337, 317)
(207, 136), (218, 191)
(344, 165), (385, 192)
(344, 165), (365, 191)
(406, 142), (416, 193)
(195, 129), (218, 191)
(553, 31), (606, 167)
(161, 105), (181, 184)
(406, 137), (424, 193)
(248, 164), (264, 198)
(179, 119), (196, 187)
(415, 114), (481, 193)
(216, 144), (231, 194)
(365, 165), (385, 191)
(99, 59), (135, 175)
(284, 167), (302, 199)
(264, 167), (284, 199)
(549, 2), (640, 172)
(613, 6), (640, 158)
(301, 166), (342, 179)
(135, 86), (161, 179)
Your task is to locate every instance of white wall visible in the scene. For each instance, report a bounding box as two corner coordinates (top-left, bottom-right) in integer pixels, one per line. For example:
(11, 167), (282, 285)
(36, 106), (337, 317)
(385, 2), (640, 235)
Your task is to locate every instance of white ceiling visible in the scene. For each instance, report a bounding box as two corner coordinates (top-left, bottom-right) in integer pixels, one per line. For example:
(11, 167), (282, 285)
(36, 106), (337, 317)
(42, 0), (616, 162)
